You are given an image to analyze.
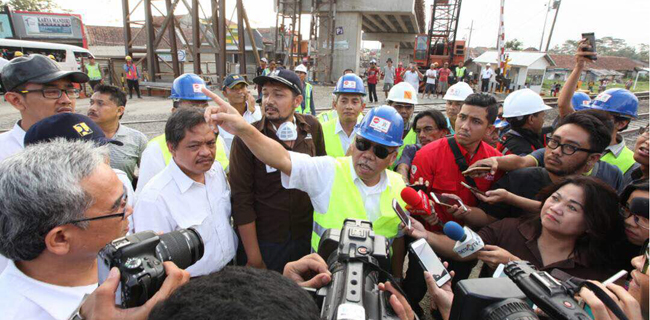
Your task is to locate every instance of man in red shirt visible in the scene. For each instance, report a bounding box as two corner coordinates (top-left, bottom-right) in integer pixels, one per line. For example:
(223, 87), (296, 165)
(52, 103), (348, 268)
(437, 62), (452, 99)
(394, 61), (405, 85)
(366, 60), (380, 103)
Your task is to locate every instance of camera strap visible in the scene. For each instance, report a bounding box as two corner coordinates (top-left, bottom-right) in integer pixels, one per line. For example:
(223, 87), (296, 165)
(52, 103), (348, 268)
(447, 137), (477, 187)
(564, 277), (630, 320)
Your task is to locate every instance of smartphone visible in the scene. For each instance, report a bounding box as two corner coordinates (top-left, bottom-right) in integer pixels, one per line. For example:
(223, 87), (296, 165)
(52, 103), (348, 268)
(409, 238), (451, 287)
(461, 181), (487, 197)
(581, 32), (597, 61)
(430, 192), (468, 212)
(461, 166), (491, 176)
(392, 199), (411, 229)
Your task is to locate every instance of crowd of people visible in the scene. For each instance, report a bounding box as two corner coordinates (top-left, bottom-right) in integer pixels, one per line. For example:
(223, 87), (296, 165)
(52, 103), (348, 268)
(0, 37), (647, 320)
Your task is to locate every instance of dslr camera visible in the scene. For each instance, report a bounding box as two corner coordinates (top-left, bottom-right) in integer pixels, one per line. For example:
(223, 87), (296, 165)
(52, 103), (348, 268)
(313, 219), (401, 320)
(450, 260), (592, 320)
(97, 228), (204, 308)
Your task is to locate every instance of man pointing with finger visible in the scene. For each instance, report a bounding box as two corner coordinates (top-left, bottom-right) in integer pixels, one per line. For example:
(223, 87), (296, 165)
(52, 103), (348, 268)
(203, 88), (408, 279)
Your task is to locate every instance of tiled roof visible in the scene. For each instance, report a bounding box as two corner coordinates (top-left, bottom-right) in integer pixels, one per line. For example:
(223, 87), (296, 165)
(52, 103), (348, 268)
(549, 54), (646, 71)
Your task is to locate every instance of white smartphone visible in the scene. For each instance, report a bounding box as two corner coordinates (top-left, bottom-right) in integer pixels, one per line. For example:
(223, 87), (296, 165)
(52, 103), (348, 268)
(392, 199), (411, 229)
(409, 238), (451, 287)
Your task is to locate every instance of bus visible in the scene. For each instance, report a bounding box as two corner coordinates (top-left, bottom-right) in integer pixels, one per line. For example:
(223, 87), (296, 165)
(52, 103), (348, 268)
(0, 39), (94, 72)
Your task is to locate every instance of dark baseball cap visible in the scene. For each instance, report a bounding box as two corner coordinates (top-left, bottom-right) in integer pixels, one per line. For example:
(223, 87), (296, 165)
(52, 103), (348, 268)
(24, 113), (123, 147)
(253, 69), (303, 95)
(222, 74), (249, 90)
(1, 54), (89, 92)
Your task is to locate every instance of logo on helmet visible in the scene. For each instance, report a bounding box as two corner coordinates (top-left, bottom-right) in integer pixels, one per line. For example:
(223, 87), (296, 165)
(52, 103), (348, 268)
(343, 80), (357, 89)
(73, 123), (93, 137)
(404, 91), (412, 100)
(369, 116), (391, 133)
(595, 93), (611, 103)
(192, 83), (205, 93)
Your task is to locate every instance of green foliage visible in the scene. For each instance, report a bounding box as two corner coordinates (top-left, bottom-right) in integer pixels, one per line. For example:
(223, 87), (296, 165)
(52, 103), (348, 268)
(550, 37), (649, 63)
(3, 0), (58, 12)
(505, 38), (523, 51)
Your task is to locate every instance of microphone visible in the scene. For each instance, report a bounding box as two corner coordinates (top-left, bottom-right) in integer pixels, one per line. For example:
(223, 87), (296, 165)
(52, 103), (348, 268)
(401, 187), (432, 216)
(630, 197), (649, 218)
(443, 221), (485, 258)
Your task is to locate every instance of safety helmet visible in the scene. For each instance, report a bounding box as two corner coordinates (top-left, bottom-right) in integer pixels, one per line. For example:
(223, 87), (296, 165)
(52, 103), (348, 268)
(494, 118), (509, 129)
(14, 51), (23, 57)
(571, 92), (591, 111)
(125, 56), (132, 61)
(169, 73), (211, 101)
(357, 105), (404, 147)
(443, 81), (473, 101)
(261, 57), (268, 63)
(502, 88), (552, 118)
(47, 54), (55, 60)
(589, 88), (638, 118)
(295, 64), (308, 74)
(333, 74), (366, 96)
(387, 82), (418, 105)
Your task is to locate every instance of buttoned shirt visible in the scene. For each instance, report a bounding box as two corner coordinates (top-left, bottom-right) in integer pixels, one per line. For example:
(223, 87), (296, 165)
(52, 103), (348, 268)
(335, 118), (360, 155)
(109, 124), (148, 182)
(481, 68), (495, 79)
(133, 159), (237, 277)
(0, 122), (25, 162)
(0, 260), (97, 320)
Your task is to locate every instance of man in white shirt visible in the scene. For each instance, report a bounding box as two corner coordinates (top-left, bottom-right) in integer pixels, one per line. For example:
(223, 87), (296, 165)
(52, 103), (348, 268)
(423, 63), (438, 99)
(219, 73), (263, 151)
(400, 63), (423, 93)
(0, 53), (89, 273)
(382, 58), (396, 100)
(322, 73), (366, 157)
(205, 93), (408, 279)
(481, 64), (495, 93)
(133, 108), (237, 277)
(0, 140), (132, 320)
(136, 73), (232, 194)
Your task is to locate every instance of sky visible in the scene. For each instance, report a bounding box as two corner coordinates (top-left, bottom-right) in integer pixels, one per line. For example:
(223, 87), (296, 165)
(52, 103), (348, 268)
(57, 0), (649, 51)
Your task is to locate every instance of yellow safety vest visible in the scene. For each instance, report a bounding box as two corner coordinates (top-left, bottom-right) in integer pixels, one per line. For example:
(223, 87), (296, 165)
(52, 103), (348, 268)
(296, 82), (313, 114)
(322, 118), (346, 157)
(149, 133), (229, 171)
(311, 157), (406, 252)
(601, 146), (636, 174)
(85, 63), (101, 80)
(392, 129), (417, 169)
(317, 109), (338, 124)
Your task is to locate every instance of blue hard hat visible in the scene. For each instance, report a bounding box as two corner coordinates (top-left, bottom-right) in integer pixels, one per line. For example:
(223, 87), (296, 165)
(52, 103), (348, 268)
(589, 88), (638, 118)
(571, 92), (591, 111)
(169, 73), (211, 100)
(494, 118), (509, 129)
(333, 74), (366, 96)
(357, 105), (404, 147)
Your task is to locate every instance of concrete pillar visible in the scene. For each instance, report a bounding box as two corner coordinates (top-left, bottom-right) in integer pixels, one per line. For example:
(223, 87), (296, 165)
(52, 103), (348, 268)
(318, 12), (362, 81)
(380, 42), (400, 65)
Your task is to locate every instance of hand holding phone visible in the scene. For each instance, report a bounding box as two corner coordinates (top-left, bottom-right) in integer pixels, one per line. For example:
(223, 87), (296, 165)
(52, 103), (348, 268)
(392, 199), (411, 229)
(430, 192), (468, 212)
(461, 181), (486, 197)
(461, 166), (492, 177)
(409, 238), (451, 287)
(581, 32), (597, 61)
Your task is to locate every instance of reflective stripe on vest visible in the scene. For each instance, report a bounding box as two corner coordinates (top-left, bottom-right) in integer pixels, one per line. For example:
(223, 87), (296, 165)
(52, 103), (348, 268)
(85, 63), (101, 80)
(126, 65), (138, 80)
(322, 118), (346, 157)
(311, 157), (407, 252)
(150, 133), (230, 171)
(317, 109), (338, 124)
(601, 146), (636, 174)
(392, 129), (417, 169)
(297, 82), (313, 114)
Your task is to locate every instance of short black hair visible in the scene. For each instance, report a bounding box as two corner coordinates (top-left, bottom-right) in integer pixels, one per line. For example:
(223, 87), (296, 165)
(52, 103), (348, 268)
(556, 112), (611, 153)
(148, 266), (319, 320)
(577, 109), (615, 134)
(165, 107), (207, 149)
(463, 93), (499, 124)
(413, 109), (448, 133)
(93, 84), (127, 108)
(620, 179), (649, 207)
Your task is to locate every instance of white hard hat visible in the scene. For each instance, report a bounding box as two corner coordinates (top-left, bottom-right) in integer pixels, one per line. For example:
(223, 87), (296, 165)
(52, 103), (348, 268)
(502, 88), (552, 118)
(387, 82), (418, 105)
(295, 64), (308, 74)
(261, 57), (268, 63)
(443, 81), (473, 101)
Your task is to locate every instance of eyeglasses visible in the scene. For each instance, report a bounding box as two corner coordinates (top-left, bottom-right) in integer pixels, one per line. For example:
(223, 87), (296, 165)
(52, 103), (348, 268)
(64, 190), (128, 225)
(547, 138), (598, 156)
(620, 204), (650, 230)
(355, 137), (395, 159)
(19, 88), (80, 99)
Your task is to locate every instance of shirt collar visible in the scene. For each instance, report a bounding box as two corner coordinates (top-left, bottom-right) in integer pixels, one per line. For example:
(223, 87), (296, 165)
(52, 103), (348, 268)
(114, 123), (128, 137)
(347, 157), (390, 189)
(518, 219), (590, 268)
(335, 117), (361, 137)
(169, 158), (204, 193)
(605, 135), (626, 157)
(12, 121), (26, 148)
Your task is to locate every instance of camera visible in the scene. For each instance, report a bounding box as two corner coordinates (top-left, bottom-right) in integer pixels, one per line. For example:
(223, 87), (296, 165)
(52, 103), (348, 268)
(313, 219), (400, 320)
(449, 261), (592, 320)
(97, 228), (204, 308)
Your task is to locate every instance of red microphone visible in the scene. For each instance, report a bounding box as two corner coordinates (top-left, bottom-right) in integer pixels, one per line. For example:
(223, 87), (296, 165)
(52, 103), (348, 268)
(401, 187), (432, 216)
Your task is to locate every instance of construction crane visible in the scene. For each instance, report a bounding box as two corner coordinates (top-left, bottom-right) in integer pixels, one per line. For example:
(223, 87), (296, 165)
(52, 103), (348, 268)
(413, 0), (465, 69)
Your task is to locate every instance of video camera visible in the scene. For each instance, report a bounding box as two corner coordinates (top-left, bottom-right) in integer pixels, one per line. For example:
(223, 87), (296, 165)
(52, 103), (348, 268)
(450, 261), (593, 320)
(312, 219), (401, 320)
(97, 228), (204, 308)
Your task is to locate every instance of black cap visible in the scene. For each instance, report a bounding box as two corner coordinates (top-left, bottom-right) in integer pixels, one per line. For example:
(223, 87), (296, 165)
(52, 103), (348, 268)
(222, 74), (249, 90)
(1, 54), (89, 92)
(253, 69), (303, 95)
(24, 113), (123, 147)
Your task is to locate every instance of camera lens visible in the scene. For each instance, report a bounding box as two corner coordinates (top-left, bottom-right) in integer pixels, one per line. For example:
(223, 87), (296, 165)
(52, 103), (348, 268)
(155, 228), (204, 269)
(482, 298), (539, 320)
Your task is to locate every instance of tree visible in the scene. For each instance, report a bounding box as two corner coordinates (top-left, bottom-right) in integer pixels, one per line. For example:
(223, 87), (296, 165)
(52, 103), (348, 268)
(3, 0), (58, 12)
(505, 39), (523, 51)
(550, 37), (649, 63)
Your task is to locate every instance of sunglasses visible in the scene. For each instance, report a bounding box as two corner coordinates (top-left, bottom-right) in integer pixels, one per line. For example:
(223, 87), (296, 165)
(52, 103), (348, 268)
(355, 138), (395, 159)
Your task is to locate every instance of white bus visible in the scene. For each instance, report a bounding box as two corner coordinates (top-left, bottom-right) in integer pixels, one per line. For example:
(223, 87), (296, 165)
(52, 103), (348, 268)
(0, 39), (94, 72)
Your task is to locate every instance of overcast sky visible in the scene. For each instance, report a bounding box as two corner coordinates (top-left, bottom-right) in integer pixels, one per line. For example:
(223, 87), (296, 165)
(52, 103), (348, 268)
(58, 0), (649, 50)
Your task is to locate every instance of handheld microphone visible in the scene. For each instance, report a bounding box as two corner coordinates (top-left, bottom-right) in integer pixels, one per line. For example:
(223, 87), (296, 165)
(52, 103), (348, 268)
(401, 187), (432, 216)
(630, 197), (649, 218)
(443, 221), (484, 258)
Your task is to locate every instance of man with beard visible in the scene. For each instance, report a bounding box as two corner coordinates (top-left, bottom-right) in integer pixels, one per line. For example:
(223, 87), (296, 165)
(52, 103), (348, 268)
(475, 112), (612, 220)
(228, 69), (326, 273)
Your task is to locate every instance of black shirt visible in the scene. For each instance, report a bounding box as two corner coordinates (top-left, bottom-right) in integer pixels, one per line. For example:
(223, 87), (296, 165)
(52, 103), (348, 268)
(499, 129), (545, 156)
(479, 167), (552, 219)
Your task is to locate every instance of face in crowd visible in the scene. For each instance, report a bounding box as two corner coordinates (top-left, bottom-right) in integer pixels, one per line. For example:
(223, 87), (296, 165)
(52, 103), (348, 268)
(169, 122), (216, 178)
(224, 83), (248, 105)
(454, 104), (493, 147)
(6, 78), (77, 126)
(633, 126), (649, 167)
(539, 183), (587, 238)
(88, 92), (124, 126)
(351, 136), (398, 184)
(261, 82), (302, 125)
(543, 124), (600, 176)
(390, 102), (414, 129)
(445, 100), (463, 122)
(414, 115), (447, 146)
(334, 93), (364, 124)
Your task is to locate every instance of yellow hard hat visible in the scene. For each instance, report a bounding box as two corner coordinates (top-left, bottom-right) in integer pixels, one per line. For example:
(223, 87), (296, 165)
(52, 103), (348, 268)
(48, 54), (55, 60)
(14, 51), (23, 57)
(125, 56), (132, 61)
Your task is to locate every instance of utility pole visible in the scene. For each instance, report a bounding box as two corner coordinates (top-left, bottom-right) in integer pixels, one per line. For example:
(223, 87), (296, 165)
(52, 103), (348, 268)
(466, 20), (474, 48)
(539, 0), (552, 51)
(545, 0), (561, 52)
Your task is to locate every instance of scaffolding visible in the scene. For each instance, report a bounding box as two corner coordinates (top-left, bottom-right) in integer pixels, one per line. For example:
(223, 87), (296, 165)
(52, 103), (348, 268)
(273, 0), (303, 68)
(426, 0), (462, 66)
(307, 0), (336, 83)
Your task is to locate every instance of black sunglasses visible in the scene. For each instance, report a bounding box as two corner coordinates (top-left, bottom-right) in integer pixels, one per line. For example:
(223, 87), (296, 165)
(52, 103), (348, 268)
(355, 137), (395, 159)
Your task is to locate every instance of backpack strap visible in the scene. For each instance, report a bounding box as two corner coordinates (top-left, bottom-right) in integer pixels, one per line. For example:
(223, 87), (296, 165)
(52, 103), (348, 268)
(447, 136), (477, 188)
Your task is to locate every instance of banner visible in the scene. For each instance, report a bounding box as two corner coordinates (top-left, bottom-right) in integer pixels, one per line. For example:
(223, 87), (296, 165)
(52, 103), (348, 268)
(23, 15), (73, 36)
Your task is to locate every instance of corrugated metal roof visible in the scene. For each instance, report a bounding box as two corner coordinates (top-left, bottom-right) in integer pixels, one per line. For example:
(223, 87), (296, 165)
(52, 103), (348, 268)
(473, 51), (555, 67)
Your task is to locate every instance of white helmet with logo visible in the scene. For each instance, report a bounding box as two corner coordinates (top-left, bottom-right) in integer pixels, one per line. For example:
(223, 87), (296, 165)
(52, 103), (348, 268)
(295, 64), (308, 74)
(443, 81), (473, 101)
(387, 82), (418, 105)
(503, 88), (552, 118)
